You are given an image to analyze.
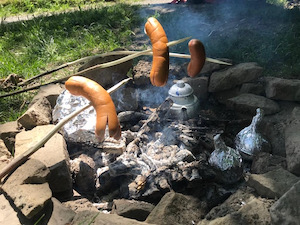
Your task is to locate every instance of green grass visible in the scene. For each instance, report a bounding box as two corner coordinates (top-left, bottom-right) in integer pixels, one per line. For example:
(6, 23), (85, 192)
(0, 0), (138, 17)
(0, 3), (140, 123)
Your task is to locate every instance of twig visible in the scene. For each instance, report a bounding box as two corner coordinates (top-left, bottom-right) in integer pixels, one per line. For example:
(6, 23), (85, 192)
(0, 77), (132, 182)
(16, 36), (231, 88)
(0, 37), (190, 99)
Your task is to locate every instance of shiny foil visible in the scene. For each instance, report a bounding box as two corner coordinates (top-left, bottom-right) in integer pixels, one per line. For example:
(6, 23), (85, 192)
(235, 108), (267, 160)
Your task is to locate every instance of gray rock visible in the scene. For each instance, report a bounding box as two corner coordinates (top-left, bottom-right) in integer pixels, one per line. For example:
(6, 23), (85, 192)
(247, 168), (300, 199)
(0, 194), (21, 225)
(182, 76), (209, 101)
(0, 139), (11, 170)
(70, 154), (96, 194)
(63, 197), (99, 213)
(204, 186), (257, 221)
(226, 93), (280, 115)
(251, 152), (287, 174)
(199, 197), (274, 225)
(265, 77), (300, 101)
(78, 51), (133, 89)
(146, 191), (207, 225)
(111, 87), (139, 112)
(1, 159), (52, 219)
(44, 198), (76, 225)
(17, 97), (52, 130)
(240, 82), (265, 95)
(213, 87), (240, 104)
(15, 125), (73, 200)
(132, 60), (151, 86)
(200, 58), (232, 75)
(259, 102), (299, 157)
(270, 180), (300, 225)
(208, 62), (263, 92)
(112, 199), (155, 221)
(71, 210), (152, 225)
(29, 83), (64, 109)
(0, 120), (21, 152)
(285, 107), (300, 175)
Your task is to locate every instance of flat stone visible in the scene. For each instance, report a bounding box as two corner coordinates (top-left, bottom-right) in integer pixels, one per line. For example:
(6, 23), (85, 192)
(44, 198), (76, 225)
(112, 199), (155, 221)
(1, 159), (52, 219)
(265, 77), (300, 101)
(29, 83), (64, 109)
(270, 180), (300, 225)
(204, 186), (257, 221)
(63, 197), (99, 213)
(285, 107), (300, 175)
(198, 197), (274, 225)
(182, 76), (209, 101)
(247, 168), (300, 199)
(132, 60), (151, 86)
(259, 102), (299, 157)
(70, 154), (96, 194)
(226, 93), (280, 115)
(208, 62), (263, 92)
(17, 97), (52, 130)
(15, 125), (72, 200)
(145, 191), (207, 225)
(0, 139), (11, 170)
(0, 121), (21, 152)
(251, 152), (287, 174)
(0, 194), (21, 225)
(240, 82), (265, 95)
(78, 51), (133, 89)
(200, 58), (232, 75)
(71, 210), (152, 225)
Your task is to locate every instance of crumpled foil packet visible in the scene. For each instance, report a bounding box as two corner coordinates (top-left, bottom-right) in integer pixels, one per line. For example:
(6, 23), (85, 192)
(209, 134), (243, 184)
(52, 90), (97, 143)
(235, 108), (269, 160)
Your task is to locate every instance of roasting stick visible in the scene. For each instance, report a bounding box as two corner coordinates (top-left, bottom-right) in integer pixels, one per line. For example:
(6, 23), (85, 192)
(0, 37), (191, 98)
(16, 36), (229, 88)
(0, 77), (132, 182)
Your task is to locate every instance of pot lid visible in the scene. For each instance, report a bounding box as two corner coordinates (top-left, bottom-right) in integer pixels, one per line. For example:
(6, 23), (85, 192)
(168, 80), (193, 97)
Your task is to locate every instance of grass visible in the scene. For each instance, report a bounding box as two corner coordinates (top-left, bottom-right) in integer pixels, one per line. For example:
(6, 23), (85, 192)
(0, 0), (138, 17)
(0, 2), (140, 123)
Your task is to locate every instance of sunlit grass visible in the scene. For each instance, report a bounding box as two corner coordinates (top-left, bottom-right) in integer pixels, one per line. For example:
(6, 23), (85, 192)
(0, 0), (139, 17)
(0, 3), (140, 123)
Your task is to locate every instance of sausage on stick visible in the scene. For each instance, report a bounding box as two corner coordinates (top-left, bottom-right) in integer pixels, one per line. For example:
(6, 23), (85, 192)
(187, 39), (206, 77)
(65, 76), (121, 142)
(144, 17), (169, 87)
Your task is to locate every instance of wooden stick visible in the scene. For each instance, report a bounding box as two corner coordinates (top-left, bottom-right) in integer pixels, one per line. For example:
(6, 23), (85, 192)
(0, 77), (132, 182)
(0, 37), (190, 99)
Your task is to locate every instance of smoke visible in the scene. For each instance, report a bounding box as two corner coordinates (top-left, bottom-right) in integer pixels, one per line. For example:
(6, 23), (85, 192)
(139, 0), (299, 76)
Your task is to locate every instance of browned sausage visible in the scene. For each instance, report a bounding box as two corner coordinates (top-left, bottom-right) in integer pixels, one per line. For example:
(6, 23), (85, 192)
(65, 76), (121, 142)
(144, 17), (169, 87)
(187, 39), (206, 77)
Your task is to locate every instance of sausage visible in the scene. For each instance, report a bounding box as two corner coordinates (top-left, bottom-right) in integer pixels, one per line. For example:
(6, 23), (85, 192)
(187, 39), (206, 77)
(144, 17), (169, 87)
(65, 76), (121, 142)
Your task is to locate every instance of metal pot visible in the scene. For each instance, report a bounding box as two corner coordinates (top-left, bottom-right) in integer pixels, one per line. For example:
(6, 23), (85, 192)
(167, 80), (199, 120)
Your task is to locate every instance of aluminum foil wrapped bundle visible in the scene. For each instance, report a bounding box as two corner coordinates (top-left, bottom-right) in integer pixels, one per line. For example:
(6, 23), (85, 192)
(52, 90), (97, 143)
(235, 108), (268, 160)
(209, 134), (243, 184)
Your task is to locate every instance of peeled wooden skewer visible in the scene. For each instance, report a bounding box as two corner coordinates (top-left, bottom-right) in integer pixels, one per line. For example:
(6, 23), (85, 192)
(0, 77), (132, 182)
(0, 37), (191, 98)
(16, 37), (229, 88)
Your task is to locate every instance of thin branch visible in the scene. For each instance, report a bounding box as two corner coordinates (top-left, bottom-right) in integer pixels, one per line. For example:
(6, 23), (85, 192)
(1, 37), (191, 99)
(0, 77), (132, 182)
